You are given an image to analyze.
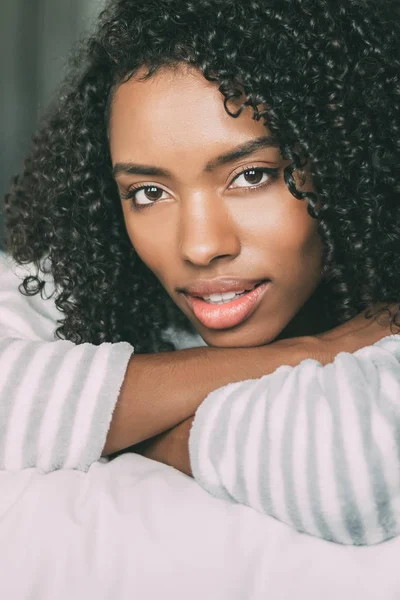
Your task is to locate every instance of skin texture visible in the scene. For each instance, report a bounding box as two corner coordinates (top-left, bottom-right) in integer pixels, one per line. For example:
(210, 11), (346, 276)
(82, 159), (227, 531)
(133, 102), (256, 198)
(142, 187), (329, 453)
(106, 65), (396, 472)
(130, 307), (397, 474)
(110, 66), (325, 348)
(4, 1), (399, 473)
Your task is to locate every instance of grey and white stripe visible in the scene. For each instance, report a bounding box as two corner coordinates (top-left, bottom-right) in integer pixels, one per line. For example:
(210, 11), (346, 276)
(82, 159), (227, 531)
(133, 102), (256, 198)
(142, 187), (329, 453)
(190, 337), (400, 545)
(0, 253), (133, 472)
(3, 251), (400, 545)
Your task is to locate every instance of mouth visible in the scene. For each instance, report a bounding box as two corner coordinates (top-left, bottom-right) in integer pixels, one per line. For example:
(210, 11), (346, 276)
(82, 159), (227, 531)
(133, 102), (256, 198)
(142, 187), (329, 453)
(181, 279), (270, 330)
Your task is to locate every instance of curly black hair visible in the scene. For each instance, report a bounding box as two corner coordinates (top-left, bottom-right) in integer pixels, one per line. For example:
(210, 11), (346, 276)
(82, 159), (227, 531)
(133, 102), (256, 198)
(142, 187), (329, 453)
(4, 0), (400, 352)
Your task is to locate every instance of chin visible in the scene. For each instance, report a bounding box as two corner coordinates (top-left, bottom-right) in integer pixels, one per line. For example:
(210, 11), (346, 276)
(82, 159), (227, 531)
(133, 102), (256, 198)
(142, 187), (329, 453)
(199, 325), (280, 348)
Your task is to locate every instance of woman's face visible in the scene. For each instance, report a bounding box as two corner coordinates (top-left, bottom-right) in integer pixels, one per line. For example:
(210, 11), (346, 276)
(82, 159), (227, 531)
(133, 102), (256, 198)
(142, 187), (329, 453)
(110, 66), (323, 347)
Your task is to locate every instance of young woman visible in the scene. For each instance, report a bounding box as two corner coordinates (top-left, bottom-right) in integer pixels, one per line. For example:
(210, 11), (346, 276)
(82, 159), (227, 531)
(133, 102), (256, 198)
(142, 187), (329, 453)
(2, 0), (400, 546)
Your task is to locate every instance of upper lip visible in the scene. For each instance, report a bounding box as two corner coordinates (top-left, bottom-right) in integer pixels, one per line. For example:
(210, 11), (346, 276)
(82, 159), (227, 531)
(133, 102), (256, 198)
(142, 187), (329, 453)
(179, 277), (268, 297)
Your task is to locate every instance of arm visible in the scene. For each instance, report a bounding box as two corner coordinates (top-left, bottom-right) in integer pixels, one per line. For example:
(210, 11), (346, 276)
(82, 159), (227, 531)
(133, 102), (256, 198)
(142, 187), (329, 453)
(188, 334), (400, 546)
(0, 254), (133, 472)
(0, 252), (311, 471)
(106, 309), (397, 454)
(133, 417), (195, 477)
(104, 342), (312, 455)
(136, 312), (400, 546)
(1, 251), (395, 481)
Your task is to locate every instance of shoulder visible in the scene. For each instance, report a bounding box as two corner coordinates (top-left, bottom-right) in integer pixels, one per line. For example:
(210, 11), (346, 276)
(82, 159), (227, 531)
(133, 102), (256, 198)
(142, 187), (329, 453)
(0, 251), (62, 340)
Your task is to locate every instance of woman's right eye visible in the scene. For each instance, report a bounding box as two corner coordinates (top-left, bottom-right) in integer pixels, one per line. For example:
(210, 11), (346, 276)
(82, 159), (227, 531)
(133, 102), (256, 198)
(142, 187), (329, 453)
(130, 185), (170, 206)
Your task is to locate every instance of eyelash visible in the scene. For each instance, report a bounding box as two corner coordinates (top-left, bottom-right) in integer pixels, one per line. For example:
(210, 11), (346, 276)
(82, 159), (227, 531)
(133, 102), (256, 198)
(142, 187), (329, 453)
(121, 166), (280, 209)
(230, 166), (280, 193)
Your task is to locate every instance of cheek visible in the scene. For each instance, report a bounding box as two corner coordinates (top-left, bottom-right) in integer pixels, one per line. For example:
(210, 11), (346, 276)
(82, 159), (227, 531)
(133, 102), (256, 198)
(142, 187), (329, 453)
(239, 192), (323, 277)
(272, 214), (323, 298)
(124, 212), (174, 282)
(275, 212), (322, 268)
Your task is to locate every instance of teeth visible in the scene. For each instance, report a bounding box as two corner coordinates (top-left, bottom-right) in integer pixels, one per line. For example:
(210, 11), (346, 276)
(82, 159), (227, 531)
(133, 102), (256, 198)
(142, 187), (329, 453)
(194, 283), (263, 304)
(202, 290), (245, 304)
(220, 292), (237, 301)
(208, 293), (222, 302)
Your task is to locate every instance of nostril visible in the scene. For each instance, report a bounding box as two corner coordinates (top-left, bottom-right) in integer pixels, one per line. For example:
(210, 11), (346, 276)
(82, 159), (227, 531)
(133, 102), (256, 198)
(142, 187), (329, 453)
(183, 250), (236, 267)
(180, 233), (241, 266)
(179, 211), (241, 266)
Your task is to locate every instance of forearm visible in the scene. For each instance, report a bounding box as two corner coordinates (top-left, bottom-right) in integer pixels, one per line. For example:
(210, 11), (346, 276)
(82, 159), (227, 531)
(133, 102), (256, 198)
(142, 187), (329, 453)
(131, 314), (400, 538)
(134, 417), (195, 476)
(189, 335), (400, 545)
(105, 308), (395, 457)
(103, 342), (309, 456)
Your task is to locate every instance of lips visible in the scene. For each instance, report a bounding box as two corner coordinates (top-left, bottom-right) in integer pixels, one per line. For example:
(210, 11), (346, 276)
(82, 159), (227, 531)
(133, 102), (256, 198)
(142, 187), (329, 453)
(181, 277), (267, 297)
(181, 279), (270, 330)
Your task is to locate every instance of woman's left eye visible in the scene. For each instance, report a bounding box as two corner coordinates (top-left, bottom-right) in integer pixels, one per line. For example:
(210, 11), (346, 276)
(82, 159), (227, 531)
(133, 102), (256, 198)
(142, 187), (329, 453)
(230, 168), (273, 189)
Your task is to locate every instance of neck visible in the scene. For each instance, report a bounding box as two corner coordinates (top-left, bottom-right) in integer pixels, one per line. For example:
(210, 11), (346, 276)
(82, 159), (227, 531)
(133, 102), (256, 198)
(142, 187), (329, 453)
(275, 282), (337, 341)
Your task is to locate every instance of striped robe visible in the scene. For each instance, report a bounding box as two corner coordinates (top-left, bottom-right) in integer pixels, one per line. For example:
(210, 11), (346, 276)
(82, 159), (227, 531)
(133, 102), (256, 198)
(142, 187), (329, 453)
(1, 252), (400, 544)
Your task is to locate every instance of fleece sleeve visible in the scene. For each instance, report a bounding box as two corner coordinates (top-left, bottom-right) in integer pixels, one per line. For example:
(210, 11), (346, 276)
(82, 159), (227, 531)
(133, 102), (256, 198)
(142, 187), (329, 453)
(189, 335), (400, 545)
(0, 253), (133, 472)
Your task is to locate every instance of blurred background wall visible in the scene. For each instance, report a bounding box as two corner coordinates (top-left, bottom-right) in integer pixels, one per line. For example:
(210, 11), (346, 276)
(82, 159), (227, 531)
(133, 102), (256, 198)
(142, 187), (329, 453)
(0, 0), (106, 247)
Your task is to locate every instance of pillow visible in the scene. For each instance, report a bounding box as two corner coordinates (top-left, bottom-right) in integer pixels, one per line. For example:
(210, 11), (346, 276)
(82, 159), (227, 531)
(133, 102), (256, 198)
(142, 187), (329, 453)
(0, 453), (398, 599)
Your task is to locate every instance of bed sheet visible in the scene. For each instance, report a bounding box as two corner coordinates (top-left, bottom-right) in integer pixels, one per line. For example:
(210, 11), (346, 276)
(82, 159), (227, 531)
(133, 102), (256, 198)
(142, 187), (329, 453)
(0, 453), (398, 600)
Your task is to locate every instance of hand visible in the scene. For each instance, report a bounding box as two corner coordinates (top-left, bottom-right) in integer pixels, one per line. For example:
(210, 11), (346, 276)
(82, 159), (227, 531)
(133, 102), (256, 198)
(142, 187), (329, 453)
(130, 306), (398, 471)
(134, 417), (194, 476)
(273, 304), (399, 366)
(317, 303), (399, 351)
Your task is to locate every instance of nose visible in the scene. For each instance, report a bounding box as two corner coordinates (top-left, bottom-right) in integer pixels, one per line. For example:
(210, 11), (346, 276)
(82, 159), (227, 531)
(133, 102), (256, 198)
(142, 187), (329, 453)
(179, 193), (241, 267)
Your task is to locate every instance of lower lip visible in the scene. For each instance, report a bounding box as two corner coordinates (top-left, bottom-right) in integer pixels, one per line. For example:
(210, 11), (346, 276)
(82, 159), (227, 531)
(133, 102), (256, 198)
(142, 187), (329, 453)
(183, 281), (270, 330)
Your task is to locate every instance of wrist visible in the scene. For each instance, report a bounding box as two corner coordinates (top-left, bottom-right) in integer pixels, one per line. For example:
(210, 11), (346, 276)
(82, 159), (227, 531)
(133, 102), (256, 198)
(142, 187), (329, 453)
(268, 335), (334, 367)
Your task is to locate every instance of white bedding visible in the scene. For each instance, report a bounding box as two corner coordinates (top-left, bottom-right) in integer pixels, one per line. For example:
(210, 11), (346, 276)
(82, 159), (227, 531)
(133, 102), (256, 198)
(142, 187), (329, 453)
(0, 454), (398, 600)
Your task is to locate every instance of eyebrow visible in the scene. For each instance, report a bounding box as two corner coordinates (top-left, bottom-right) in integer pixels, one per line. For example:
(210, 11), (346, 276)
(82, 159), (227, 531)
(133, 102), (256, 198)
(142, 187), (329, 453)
(112, 163), (171, 178)
(112, 135), (279, 179)
(205, 135), (279, 171)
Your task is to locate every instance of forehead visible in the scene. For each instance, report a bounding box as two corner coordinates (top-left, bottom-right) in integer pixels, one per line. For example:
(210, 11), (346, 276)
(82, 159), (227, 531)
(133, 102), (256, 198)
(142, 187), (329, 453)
(108, 66), (268, 166)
